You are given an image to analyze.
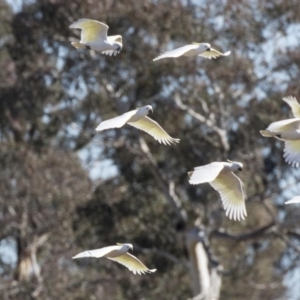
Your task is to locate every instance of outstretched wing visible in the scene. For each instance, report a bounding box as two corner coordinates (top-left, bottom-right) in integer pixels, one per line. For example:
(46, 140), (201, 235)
(282, 96), (300, 118)
(70, 19), (109, 43)
(108, 253), (156, 275)
(285, 196), (300, 204)
(153, 44), (199, 61)
(128, 116), (180, 145)
(72, 245), (120, 259)
(283, 140), (300, 167)
(188, 162), (224, 185)
(96, 110), (138, 131)
(267, 118), (300, 132)
(210, 172), (246, 221)
(199, 48), (231, 59)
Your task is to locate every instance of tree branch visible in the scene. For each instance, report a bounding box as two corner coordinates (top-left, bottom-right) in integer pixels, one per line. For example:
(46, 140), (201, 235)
(211, 221), (276, 241)
(174, 93), (229, 151)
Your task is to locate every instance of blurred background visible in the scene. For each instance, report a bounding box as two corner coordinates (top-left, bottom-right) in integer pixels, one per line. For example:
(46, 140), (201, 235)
(0, 0), (300, 299)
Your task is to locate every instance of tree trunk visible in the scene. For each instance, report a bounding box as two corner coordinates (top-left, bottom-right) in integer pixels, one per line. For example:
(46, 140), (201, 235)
(186, 226), (222, 300)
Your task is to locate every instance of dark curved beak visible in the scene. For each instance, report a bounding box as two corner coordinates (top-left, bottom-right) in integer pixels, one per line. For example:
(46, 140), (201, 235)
(148, 108), (153, 114)
(238, 167), (243, 171)
(206, 48), (211, 51)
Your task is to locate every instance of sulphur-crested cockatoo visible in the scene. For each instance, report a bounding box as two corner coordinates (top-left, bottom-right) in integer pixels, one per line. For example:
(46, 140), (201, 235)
(69, 19), (122, 56)
(283, 96), (300, 118)
(188, 160), (247, 221)
(285, 196), (300, 204)
(73, 243), (156, 275)
(153, 43), (230, 61)
(95, 105), (180, 145)
(260, 118), (300, 167)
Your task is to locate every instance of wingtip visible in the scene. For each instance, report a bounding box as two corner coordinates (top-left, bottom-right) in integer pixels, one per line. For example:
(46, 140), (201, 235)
(223, 51), (231, 56)
(149, 268), (157, 273)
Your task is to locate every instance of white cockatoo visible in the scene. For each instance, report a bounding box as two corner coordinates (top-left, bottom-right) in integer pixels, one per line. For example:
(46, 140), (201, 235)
(153, 43), (230, 61)
(73, 243), (156, 275)
(260, 96), (300, 167)
(95, 105), (180, 145)
(69, 19), (122, 56)
(285, 196), (300, 204)
(188, 160), (247, 221)
(283, 96), (300, 118)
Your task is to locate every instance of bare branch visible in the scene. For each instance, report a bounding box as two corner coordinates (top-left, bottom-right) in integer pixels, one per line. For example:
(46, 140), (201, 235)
(174, 93), (229, 151)
(211, 221), (276, 241)
(138, 136), (188, 222)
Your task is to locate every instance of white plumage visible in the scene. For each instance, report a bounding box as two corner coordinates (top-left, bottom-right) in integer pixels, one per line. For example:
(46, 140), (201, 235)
(69, 19), (122, 56)
(153, 43), (230, 61)
(73, 243), (156, 275)
(260, 109), (300, 167)
(283, 96), (300, 118)
(188, 161), (247, 221)
(95, 105), (180, 145)
(285, 196), (300, 204)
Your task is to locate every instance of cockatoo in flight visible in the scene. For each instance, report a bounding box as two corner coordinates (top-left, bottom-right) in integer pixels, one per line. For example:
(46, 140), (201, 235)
(260, 96), (300, 167)
(153, 43), (230, 61)
(188, 160), (247, 221)
(95, 105), (180, 145)
(69, 19), (122, 56)
(73, 243), (156, 275)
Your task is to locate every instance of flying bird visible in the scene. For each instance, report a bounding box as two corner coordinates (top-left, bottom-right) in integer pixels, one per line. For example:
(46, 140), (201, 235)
(153, 43), (230, 61)
(260, 118), (300, 167)
(285, 196), (300, 204)
(188, 160), (247, 221)
(69, 19), (122, 56)
(95, 105), (180, 145)
(73, 243), (156, 275)
(283, 96), (300, 118)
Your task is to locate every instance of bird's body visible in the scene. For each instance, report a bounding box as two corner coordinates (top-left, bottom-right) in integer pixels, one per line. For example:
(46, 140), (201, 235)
(95, 105), (180, 145)
(69, 19), (122, 56)
(153, 43), (230, 61)
(188, 161), (247, 221)
(73, 243), (156, 275)
(260, 112), (300, 167)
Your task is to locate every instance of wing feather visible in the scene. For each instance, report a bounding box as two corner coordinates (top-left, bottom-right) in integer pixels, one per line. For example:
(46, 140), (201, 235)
(128, 116), (180, 145)
(210, 172), (246, 221)
(96, 110), (138, 131)
(199, 48), (231, 59)
(153, 44), (199, 61)
(72, 245), (120, 259)
(285, 196), (300, 204)
(283, 96), (300, 118)
(283, 140), (300, 167)
(70, 19), (108, 43)
(267, 118), (300, 132)
(188, 162), (224, 185)
(108, 253), (156, 275)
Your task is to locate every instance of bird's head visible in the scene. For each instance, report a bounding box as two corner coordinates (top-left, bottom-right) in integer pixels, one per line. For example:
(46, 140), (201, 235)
(227, 160), (243, 171)
(193, 42), (211, 51)
(117, 243), (133, 252)
(139, 105), (153, 115)
(115, 43), (122, 53)
(202, 43), (211, 51)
